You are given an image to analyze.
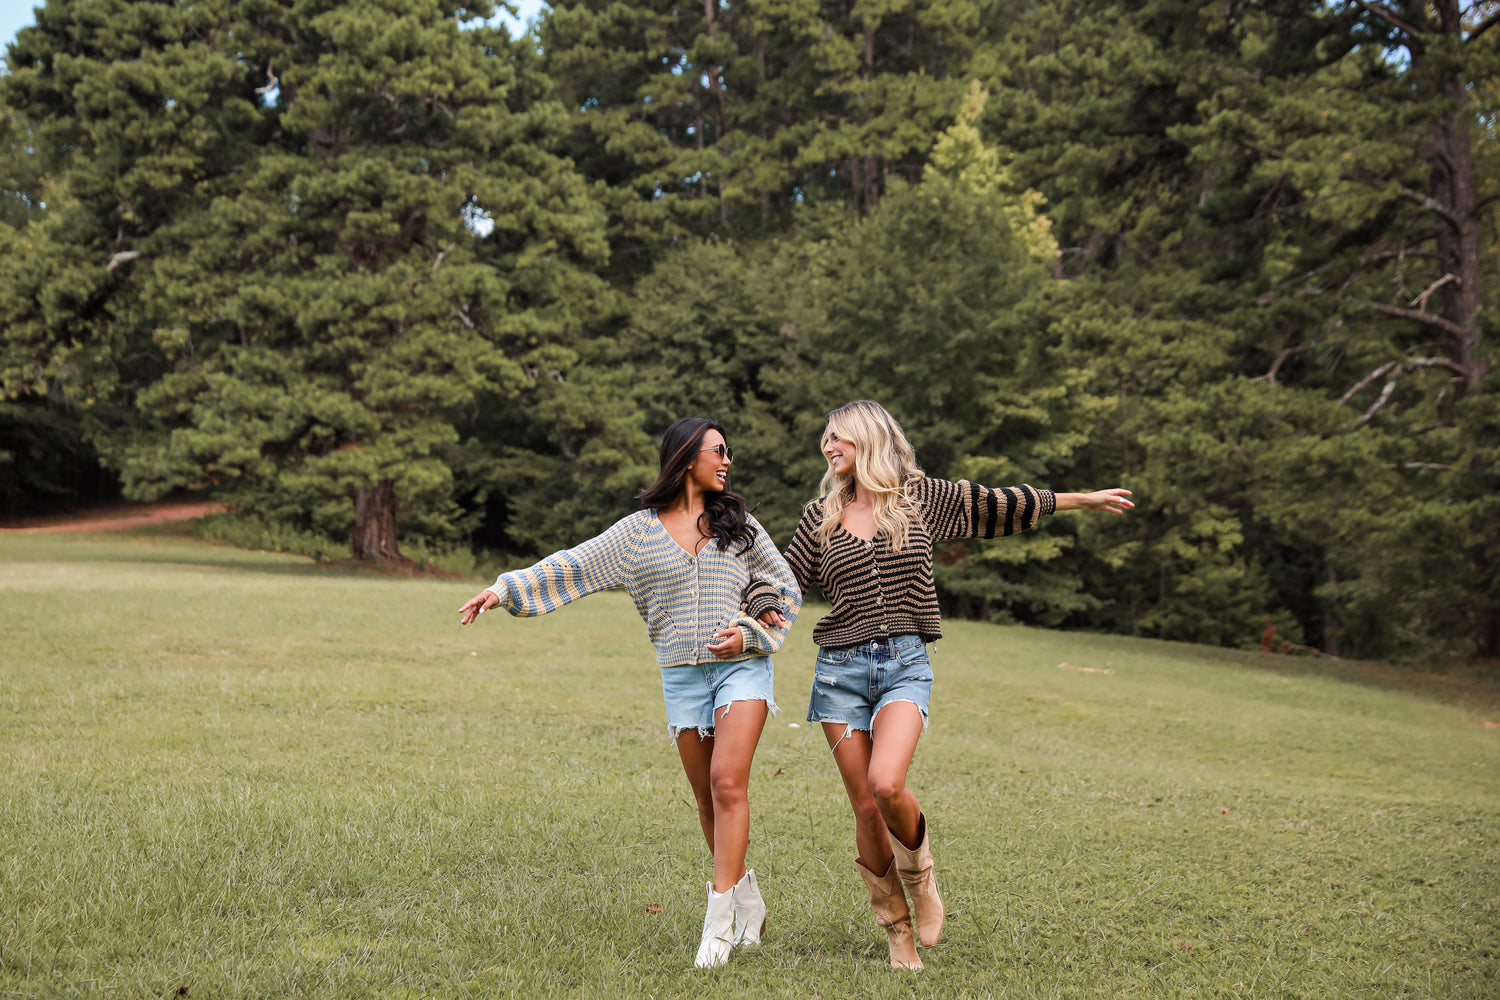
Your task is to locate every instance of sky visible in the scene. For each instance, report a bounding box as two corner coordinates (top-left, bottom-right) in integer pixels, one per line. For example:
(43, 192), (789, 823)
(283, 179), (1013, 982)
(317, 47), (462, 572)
(0, 1), (36, 52)
(0, 0), (548, 54)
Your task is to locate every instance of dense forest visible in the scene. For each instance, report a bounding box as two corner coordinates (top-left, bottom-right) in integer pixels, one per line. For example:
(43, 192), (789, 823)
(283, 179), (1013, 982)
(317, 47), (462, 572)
(1, 0), (1496, 662)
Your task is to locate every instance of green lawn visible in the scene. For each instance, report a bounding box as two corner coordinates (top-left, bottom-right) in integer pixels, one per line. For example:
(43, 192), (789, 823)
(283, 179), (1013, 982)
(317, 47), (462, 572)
(2, 529), (1496, 998)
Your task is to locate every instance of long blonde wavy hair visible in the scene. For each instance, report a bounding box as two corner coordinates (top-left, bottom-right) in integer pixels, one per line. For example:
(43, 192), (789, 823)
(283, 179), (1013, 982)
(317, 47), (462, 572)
(811, 400), (926, 553)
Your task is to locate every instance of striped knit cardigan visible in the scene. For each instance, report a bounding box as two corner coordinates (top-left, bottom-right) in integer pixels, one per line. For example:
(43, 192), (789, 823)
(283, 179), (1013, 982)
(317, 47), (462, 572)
(485, 510), (801, 667)
(784, 477), (1055, 649)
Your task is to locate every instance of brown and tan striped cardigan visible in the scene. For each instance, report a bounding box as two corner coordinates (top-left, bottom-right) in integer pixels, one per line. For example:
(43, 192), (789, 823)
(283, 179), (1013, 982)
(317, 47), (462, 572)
(783, 477), (1055, 649)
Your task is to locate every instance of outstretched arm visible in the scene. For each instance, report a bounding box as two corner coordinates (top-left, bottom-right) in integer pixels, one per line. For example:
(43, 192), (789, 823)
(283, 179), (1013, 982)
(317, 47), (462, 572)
(457, 517), (638, 626)
(917, 477), (1058, 541)
(1054, 489), (1134, 513)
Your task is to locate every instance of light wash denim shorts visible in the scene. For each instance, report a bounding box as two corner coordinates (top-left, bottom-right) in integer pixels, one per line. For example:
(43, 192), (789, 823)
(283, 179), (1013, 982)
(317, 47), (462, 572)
(806, 634), (932, 735)
(661, 655), (778, 742)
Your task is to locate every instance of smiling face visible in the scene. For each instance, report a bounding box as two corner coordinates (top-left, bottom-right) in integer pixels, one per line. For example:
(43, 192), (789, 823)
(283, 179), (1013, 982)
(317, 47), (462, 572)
(687, 428), (732, 494)
(823, 424), (856, 478)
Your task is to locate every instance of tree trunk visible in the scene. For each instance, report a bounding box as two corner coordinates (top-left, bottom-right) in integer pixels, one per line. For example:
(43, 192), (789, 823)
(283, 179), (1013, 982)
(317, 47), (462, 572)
(352, 480), (402, 561)
(1426, 0), (1486, 392)
(1321, 561), (1341, 658)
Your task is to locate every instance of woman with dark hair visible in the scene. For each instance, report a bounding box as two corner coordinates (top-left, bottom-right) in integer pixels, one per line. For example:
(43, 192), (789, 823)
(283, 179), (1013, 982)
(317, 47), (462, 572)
(457, 417), (801, 968)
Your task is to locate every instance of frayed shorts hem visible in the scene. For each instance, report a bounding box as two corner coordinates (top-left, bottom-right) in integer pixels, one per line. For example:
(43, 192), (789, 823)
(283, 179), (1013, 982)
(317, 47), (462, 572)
(668, 695), (782, 745)
(662, 655), (777, 745)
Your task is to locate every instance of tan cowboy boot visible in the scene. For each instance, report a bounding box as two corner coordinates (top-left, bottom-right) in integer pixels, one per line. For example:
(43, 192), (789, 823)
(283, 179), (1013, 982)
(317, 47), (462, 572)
(889, 814), (944, 948)
(855, 858), (922, 970)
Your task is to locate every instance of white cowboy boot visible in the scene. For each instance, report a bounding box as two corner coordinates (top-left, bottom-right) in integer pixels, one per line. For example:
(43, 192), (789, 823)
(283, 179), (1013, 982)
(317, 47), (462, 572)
(693, 882), (736, 968)
(732, 869), (767, 947)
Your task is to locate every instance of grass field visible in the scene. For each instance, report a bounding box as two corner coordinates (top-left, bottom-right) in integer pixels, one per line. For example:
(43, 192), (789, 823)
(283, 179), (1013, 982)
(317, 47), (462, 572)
(2, 527), (1497, 998)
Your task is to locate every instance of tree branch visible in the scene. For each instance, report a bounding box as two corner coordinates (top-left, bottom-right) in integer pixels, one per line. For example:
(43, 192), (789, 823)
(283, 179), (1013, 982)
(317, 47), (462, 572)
(1470, 10), (1500, 41)
(1339, 360), (1398, 405)
(1357, 377), (1398, 423)
(106, 250), (145, 271)
(1399, 186), (1460, 227)
(1255, 342), (1312, 386)
(1409, 272), (1461, 312)
(1353, 0), (1423, 38)
(1345, 297), (1468, 339)
(1408, 356), (1468, 376)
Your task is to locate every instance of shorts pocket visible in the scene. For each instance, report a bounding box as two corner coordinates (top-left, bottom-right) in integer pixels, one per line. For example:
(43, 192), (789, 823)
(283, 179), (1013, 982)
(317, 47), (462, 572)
(815, 647), (852, 667)
(897, 646), (933, 681)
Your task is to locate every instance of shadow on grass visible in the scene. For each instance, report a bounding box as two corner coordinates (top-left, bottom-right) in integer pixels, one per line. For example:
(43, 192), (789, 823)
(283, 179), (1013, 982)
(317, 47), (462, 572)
(1236, 647), (1500, 718)
(10, 523), (1497, 716)
(0, 522), (480, 582)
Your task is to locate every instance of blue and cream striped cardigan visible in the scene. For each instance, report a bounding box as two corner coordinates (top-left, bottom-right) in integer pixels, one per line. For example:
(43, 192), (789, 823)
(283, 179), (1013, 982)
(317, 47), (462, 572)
(485, 510), (801, 667)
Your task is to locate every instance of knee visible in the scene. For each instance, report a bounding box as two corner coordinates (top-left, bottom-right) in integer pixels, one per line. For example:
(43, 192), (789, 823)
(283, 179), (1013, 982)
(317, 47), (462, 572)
(709, 769), (746, 806)
(869, 774), (907, 809)
(852, 797), (884, 832)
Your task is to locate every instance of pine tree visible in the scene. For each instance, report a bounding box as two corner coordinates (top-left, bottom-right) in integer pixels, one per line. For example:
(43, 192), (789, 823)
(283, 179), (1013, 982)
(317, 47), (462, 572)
(2, 0), (620, 559)
(540, 0), (986, 268)
(973, 0), (1499, 656)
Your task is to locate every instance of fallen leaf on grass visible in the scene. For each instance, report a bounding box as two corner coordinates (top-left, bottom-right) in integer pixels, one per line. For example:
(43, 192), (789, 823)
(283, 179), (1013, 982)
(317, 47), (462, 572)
(1482, 720), (1500, 730)
(1058, 662), (1112, 675)
(644, 904), (663, 914)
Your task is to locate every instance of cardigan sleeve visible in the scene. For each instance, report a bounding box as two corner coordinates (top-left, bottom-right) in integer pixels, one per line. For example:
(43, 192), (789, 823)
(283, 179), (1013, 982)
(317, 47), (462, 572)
(914, 477), (1056, 543)
(781, 504), (822, 596)
(486, 515), (640, 617)
(728, 518), (803, 656)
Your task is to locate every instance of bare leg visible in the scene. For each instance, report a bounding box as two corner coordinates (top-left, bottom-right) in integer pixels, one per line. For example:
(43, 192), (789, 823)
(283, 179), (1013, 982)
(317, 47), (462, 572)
(706, 699), (768, 891)
(675, 731), (716, 854)
(869, 702), (924, 849)
(822, 723), (894, 873)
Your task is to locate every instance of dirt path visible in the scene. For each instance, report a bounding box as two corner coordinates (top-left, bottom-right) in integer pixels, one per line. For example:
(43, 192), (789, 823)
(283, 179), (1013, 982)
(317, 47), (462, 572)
(0, 500), (226, 534)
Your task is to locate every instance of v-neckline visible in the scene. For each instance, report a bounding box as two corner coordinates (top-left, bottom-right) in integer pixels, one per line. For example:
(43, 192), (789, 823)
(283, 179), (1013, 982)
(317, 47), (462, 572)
(834, 522), (878, 546)
(652, 509), (715, 559)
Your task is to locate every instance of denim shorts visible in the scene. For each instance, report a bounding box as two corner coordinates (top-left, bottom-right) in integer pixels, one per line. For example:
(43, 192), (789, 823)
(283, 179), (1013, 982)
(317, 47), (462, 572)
(806, 634), (933, 733)
(661, 655), (778, 742)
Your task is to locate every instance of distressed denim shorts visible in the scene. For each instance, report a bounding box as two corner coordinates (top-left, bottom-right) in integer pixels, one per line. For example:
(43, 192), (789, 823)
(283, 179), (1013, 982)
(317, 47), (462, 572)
(661, 655), (778, 743)
(806, 634), (932, 733)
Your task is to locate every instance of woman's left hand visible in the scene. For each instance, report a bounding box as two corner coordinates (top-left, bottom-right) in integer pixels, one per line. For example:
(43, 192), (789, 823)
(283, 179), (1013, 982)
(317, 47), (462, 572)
(705, 627), (745, 659)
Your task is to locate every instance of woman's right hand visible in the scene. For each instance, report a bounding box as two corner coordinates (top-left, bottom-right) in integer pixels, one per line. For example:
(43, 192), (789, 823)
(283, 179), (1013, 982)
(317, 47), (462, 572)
(459, 589), (500, 625)
(756, 608), (787, 630)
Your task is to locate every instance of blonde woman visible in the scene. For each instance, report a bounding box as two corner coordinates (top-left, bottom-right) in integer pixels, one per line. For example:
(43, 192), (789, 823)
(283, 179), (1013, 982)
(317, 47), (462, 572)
(783, 400), (1132, 970)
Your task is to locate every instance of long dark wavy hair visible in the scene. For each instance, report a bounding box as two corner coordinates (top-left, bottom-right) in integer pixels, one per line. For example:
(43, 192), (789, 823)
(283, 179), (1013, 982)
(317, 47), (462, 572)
(637, 417), (756, 555)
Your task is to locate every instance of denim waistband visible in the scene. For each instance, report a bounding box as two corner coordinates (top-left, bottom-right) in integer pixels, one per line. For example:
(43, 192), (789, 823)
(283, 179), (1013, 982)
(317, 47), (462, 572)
(836, 634), (922, 651)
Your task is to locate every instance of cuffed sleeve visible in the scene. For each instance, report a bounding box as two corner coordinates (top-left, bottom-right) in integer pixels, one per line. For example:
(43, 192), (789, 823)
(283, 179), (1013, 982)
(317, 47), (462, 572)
(742, 580), (783, 620)
(727, 518), (802, 655)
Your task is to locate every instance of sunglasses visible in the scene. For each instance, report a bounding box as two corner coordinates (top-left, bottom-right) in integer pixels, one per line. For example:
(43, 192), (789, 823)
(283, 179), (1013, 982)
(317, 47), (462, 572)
(698, 443), (734, 462)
